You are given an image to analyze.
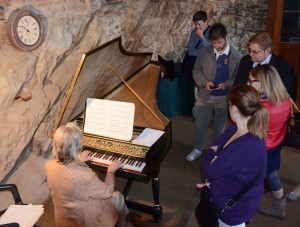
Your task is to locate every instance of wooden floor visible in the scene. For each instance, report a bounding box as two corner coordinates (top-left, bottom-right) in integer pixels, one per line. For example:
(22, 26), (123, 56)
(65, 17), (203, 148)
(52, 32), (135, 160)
(38, 116), (300, 226)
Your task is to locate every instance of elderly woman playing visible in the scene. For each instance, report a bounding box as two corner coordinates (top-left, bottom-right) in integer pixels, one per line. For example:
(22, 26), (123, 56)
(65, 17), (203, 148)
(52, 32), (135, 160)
(45, 122), (128, 227)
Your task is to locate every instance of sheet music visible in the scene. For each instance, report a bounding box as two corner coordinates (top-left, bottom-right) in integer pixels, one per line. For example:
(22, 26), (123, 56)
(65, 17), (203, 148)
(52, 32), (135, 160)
(84, 98), (135, 141)
(131, 128), (164, 147)
(0, 204), (44, 227)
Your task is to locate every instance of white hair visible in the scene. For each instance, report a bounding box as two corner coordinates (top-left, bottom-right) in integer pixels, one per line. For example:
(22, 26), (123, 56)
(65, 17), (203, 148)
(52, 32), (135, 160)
(52, 122), (82, 164)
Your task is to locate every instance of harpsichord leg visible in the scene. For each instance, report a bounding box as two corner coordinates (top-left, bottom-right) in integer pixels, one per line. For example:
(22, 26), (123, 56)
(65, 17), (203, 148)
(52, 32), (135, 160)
(152, 177), (162, 223)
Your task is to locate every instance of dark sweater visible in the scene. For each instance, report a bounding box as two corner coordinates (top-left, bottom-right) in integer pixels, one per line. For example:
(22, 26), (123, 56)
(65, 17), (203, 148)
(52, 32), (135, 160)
(211, 54), (229, 96)
(233, 54), (297, 101)
(202, 124), (267, 225)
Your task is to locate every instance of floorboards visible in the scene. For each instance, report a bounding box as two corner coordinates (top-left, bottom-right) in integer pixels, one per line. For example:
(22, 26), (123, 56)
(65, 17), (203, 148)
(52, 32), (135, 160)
(38, 116), (300, 226)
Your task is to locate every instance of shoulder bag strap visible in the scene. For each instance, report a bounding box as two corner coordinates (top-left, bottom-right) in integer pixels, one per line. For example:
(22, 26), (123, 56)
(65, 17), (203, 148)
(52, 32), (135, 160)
(222, 160), (266, 211)
(194, 39), (201, 49)
(203, 25), (210, 36)
(290, 97), (300, 113)
(288, 97), (299, 127)
(194, 25), (211, 49)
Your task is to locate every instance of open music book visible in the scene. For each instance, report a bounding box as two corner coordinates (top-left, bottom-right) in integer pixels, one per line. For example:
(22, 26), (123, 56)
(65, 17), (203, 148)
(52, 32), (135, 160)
(0, 204), (44, 227)
(84, 98), (135, 141)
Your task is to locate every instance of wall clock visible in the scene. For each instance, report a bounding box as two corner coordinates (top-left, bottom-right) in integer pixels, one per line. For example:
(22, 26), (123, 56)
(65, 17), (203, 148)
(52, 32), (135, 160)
(6, 9), (44, 52)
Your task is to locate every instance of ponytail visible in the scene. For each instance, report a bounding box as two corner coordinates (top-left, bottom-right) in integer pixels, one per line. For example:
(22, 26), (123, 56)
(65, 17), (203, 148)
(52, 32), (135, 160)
(248, 102), (269, 139)
(229, 84), (269, 139)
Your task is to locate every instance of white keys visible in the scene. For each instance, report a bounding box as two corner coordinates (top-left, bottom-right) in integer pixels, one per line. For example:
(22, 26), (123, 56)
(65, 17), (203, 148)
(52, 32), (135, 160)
(88, 151), (146, 174)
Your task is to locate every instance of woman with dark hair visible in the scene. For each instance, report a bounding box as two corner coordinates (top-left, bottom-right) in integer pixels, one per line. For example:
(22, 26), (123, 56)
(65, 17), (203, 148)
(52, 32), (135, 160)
(201, 84), (268, 227)
(248, 64), (291, 219)
(45, 122), (128, 227)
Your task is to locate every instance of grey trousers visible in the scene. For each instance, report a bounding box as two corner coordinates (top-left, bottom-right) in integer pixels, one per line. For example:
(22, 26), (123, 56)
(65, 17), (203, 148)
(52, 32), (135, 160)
(110, 191), (129, 227)
(193, 95), (228, 150)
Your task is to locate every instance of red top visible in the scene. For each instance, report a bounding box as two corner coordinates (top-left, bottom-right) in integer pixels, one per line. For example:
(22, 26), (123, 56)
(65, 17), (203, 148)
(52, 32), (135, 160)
(261, 98), (291, 150)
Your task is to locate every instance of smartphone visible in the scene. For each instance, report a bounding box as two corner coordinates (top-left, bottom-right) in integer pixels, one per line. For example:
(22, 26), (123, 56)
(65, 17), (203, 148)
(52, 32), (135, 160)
(209, 85), (218, 89)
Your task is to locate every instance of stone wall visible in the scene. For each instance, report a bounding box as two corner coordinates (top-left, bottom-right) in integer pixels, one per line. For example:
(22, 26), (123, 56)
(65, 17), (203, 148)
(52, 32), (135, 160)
(0, 0), (142, 208)
(0, 0), (269, 207)
(123, 0), (269, 61)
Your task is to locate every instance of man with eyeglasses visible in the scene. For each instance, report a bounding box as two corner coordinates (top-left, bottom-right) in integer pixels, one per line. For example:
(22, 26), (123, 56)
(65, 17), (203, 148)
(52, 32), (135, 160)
(186, 23), (242, 161)
(233, 32), (297, 100)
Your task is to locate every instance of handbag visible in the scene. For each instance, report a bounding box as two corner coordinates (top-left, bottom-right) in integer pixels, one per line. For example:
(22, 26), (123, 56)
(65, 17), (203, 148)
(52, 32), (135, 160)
(282, 98), (300, 149)
(195, 162), (266, 227)
(195, 186), (221, 227)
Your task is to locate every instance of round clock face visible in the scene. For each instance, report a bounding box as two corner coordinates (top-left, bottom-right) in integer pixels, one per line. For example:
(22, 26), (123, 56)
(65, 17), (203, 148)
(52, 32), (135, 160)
(6, 9), (44, 52)
(16, 15), (40, 46)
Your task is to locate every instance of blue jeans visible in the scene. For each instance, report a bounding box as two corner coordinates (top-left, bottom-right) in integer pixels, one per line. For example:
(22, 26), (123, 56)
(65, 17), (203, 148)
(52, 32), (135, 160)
(267, 145), (282, 174)
(265, 145), (282, 191)
(266, 170), (282, 191)
(192, 95), (228, 150)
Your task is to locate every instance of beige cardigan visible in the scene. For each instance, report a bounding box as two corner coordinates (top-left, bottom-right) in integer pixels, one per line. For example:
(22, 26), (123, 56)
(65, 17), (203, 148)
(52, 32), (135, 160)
(45, 159), (118, 227)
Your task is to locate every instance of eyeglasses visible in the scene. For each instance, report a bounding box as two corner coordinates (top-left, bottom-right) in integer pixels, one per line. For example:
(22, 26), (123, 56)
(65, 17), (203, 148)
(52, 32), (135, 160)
(248, 49), (265, 55)
(247, 79), (260, 85)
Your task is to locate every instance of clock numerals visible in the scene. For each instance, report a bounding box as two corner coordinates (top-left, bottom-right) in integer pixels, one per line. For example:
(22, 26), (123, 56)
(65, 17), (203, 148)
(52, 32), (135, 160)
(16, 15), (40, 46)
(7, 9), (44, 51)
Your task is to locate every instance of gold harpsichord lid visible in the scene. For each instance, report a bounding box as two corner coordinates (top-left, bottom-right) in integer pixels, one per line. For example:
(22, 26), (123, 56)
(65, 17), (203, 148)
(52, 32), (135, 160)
(52, 37), (170, 138)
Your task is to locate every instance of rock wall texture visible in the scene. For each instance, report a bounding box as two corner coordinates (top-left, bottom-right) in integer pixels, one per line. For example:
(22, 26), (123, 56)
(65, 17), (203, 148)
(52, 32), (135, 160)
(0, 0), (269, 207)
(123, 0), (269, 61)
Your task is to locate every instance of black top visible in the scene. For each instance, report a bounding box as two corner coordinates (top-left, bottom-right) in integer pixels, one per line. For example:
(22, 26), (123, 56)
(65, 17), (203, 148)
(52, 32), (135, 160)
(233, 54), (297, 101)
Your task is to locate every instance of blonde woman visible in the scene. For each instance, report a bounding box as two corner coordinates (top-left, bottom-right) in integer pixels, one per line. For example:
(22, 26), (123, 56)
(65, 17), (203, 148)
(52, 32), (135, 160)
(45, 122), (128, 227)
(248, 64), (291, 219)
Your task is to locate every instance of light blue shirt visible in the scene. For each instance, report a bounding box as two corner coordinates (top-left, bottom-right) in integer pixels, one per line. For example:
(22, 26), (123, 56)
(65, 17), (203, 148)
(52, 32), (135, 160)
(187, 27), (211, 56)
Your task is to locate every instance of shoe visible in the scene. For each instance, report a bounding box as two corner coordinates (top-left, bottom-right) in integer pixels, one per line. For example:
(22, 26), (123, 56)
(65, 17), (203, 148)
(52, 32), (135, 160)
(186, 149), (202, 161)
(287, 192), (299, 201)
(258, 195), (286, 220)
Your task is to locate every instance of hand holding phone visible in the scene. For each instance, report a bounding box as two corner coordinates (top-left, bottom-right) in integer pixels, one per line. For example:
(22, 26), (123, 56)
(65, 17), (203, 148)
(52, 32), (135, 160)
(209, 85), (218, 89)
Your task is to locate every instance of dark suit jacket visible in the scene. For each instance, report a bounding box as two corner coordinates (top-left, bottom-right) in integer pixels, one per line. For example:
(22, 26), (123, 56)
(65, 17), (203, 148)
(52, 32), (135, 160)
(233, 54), (297, 101)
